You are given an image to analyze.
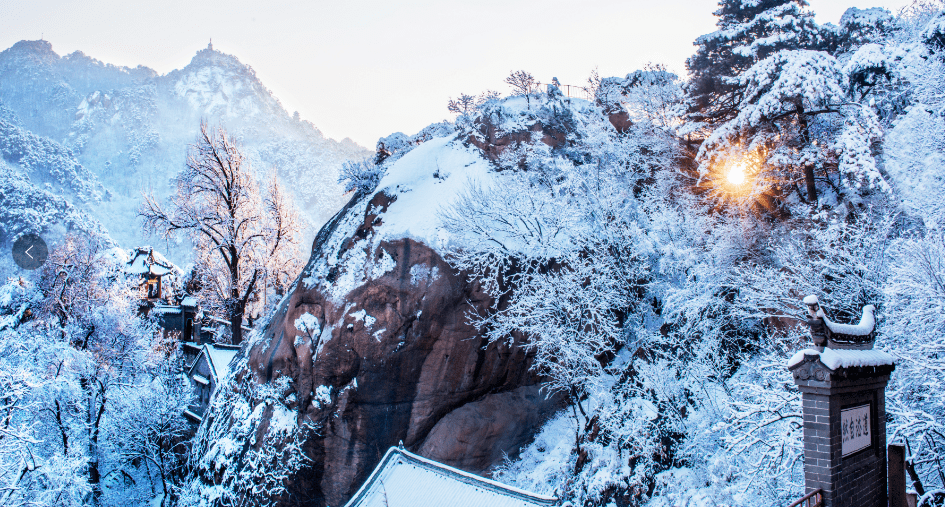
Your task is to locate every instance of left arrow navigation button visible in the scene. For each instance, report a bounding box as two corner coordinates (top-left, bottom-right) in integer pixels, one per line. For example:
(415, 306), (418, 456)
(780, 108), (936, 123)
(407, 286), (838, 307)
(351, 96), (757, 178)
(12, 234), (48, 270)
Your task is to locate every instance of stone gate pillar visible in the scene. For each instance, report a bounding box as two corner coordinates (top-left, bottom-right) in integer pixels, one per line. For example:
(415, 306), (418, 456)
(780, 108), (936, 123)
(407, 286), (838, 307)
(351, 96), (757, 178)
(787, 296), (896, 507)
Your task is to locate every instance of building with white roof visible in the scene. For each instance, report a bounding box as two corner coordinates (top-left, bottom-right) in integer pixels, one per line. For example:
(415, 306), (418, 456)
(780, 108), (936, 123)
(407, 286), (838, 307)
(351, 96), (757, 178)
(344, 446), (556, 507)
(185, 342), (241, 423)
(126, 246), (179, 301)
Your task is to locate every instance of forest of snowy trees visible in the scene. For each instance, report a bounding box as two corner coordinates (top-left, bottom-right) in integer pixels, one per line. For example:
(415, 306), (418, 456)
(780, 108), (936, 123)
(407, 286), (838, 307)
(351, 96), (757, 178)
(2, 0), (945, 506)
(440, 1), (945, 505)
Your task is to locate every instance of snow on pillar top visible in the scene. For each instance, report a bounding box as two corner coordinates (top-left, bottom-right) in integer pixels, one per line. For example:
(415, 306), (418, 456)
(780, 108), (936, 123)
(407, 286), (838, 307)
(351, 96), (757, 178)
(788, 295), (893, 371)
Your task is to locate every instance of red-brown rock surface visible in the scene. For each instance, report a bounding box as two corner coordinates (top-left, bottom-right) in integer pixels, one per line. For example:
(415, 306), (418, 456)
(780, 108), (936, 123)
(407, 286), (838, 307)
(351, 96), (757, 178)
(190, 178), (563, 506)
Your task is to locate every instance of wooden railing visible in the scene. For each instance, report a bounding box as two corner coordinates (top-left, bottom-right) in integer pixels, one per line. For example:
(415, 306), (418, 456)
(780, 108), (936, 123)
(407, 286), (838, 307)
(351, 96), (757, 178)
(789, 489), (823, 507)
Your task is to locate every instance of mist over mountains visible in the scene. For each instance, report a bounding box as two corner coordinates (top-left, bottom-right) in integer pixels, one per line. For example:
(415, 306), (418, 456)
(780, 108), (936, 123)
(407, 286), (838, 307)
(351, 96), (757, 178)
(0, 39), (370, 273)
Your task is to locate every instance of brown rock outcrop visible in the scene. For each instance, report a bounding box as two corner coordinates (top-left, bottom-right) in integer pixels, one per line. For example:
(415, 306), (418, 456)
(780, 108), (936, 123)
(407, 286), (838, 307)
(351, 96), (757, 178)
(417, 384), (557, 472)
(468, 119), (568, 163)
(608, 110), (633, 133)
(196, 189), (563, 507)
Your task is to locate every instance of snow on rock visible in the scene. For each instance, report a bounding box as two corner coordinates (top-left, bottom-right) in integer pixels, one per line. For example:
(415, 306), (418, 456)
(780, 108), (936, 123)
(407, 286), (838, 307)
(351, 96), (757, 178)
(349, 309), (376, 329)
(409, 263), (440, 286)
(370, 135), (494, 252)
(313, 385), (332, 409)
(302, 133), (495, 302)
(189, 96), (567, 506)
(294, 312), (318, 333)
(370, 247), (396, 279)
(268, 404), (297, 435)
(372, 328), (386, 342)
(787, 347), (895, 370)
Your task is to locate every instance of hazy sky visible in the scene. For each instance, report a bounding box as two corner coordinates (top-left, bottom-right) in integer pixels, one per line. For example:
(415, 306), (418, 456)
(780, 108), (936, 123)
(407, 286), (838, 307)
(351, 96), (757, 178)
(0, 0), (917, 147)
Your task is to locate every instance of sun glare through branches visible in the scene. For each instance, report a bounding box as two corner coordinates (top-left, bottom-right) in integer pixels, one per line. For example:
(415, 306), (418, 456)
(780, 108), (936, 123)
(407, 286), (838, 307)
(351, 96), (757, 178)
(727, 161), (747, 185)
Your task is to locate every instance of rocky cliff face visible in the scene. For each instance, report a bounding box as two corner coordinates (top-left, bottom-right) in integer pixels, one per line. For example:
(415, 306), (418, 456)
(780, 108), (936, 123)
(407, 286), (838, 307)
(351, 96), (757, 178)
(186, 123), (567, 506)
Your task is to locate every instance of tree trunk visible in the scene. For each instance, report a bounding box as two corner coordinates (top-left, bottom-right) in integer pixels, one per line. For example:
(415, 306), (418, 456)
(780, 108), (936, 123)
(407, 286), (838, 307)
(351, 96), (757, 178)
(803, 165), (818, 204)
(795, 100), (818, 204)
(231, 301), (243, 344)
(228, 245), (243, 344)
(84, 377), (106, 506)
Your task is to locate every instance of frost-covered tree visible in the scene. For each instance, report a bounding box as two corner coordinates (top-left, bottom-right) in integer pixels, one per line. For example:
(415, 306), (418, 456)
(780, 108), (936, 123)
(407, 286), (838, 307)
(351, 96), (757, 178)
(141, 122), (302, 343)
(338, 157), (384, 195)
(0, 235), (192, 507)
(686, 0), (823, 127)
(447, 93), (478, 116)
(448, 91), (502, 126)
(443, 80), (682, 505)
(697, 49), (888, 206)
(505, 70), (537, 109)
(882, 231), (945, 504)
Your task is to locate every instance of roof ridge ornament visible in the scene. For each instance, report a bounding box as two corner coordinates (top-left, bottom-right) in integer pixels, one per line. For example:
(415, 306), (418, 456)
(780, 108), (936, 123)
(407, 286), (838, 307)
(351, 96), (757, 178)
(803, 295), (876, 351)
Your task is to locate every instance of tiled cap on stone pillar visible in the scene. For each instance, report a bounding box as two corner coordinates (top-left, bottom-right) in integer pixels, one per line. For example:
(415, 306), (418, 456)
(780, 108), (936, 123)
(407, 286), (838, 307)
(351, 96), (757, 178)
(788, 296), (896, 507)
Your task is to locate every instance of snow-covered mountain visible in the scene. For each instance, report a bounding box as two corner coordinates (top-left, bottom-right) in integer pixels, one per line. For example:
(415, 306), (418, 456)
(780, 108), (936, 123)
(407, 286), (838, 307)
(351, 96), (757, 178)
(0, 40), (370, 272)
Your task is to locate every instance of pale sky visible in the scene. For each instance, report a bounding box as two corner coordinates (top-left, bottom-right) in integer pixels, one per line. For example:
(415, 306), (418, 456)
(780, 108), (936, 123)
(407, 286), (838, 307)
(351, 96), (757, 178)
(0, 0), (917, 148)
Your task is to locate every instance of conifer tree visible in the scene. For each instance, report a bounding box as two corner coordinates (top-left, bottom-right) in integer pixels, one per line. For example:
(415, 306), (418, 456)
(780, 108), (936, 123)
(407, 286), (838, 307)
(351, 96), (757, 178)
(686, 0), (822, 126)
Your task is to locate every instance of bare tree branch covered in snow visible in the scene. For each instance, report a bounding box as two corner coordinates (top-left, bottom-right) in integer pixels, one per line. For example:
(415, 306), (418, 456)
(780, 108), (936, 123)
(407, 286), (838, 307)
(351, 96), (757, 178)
(141, 122), (302, 343)
(505, 70), (537, 109)
(338, 157), (384, 195)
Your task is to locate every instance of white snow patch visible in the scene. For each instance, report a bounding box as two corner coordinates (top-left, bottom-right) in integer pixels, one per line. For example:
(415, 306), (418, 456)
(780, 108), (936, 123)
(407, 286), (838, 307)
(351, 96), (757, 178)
(372, 328), (386, 342)
(329, 242), (370, 301)
(313, 385), (332, 409)
(342, 377), (358, 394)
(372, 136), (496, 253)
(371, 247), (397, 279)
(633, 398), (659, 421)
(269, 405), (297, 435)
(294, 312), (319, 333)
(787, 347), (895, 370)
(409, 263), (440, 285)
(315, 322), (334, 361)
(207, 436), (242, 468)
(294, 312), (319, 347)
(349, 309), (376, 329)
(824, 305), (876, 336)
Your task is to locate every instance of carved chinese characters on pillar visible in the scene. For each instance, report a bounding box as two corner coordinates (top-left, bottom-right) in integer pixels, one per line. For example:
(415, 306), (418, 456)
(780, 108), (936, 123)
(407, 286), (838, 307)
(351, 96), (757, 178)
(841, 404), (871, 457)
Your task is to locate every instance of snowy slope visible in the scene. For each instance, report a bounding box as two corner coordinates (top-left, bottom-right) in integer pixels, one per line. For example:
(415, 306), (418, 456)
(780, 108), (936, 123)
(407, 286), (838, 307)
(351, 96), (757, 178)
(302, 133), (497, 303)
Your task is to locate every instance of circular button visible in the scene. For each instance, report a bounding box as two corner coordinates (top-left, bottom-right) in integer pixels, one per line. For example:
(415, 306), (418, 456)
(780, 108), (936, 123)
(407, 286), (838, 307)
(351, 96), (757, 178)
(12, 233), (48, 270)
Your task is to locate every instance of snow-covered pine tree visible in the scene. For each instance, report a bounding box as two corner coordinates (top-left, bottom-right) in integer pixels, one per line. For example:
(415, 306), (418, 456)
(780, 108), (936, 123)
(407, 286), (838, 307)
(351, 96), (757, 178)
(697, 45), (893, 207)
(697, 49), (849, 205)
(686, 0), (822, 127)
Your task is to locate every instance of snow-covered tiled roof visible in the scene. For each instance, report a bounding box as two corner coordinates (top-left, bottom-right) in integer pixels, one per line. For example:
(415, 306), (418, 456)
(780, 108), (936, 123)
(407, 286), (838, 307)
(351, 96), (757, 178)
(204, 344), (240, 382)
(787, 347), (895, 370)
(344, 446), (556, 507)
(183, 409), (203, 423)
(152, 305), (182, 315)
(187, 343), (240, 383)
(126, 246), (177, 277)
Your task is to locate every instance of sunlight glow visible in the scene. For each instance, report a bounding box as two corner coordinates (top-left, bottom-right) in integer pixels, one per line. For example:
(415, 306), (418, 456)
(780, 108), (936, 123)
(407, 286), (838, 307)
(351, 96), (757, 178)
(727, 163), (746, 185)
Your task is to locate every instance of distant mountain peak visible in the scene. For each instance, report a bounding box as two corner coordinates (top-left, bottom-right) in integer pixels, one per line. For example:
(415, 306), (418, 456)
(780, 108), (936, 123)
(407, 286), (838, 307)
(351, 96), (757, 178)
(8, 39), (55, 55)
(1, 39), (59, 66)
(186, 43), (254, 75)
